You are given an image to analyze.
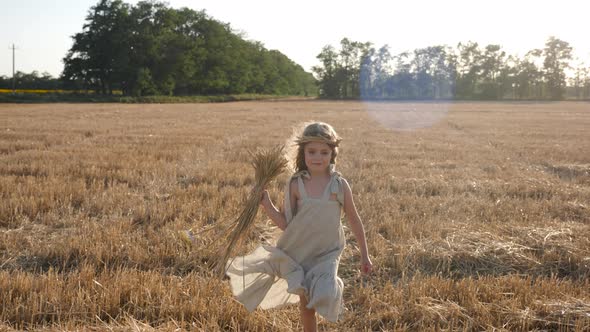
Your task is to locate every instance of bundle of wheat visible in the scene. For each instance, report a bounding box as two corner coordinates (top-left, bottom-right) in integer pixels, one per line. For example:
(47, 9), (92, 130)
(215, 145), (288, 278)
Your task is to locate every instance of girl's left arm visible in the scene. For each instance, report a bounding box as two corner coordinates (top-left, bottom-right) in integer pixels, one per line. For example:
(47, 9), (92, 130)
(342, 179), (373, 274)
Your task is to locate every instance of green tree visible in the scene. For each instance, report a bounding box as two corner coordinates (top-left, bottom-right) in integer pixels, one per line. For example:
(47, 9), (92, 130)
(0, 71), (61, 90)
(134, 67), (158, 96)
(313, 39), (372, 98)
(569, 59), (590, 99)
(411, 46), (450, 99)
(445, 48), (459, 98)
(311, 36), (580, 101)
(62, 0), (131, 94)
(455, 41), (482, 99)
(372, 46), (393, 98)
(313, 45), (340, 97)
(359, 47), (375, 98)
(338, 38), (372, 98)
(479, 44), (506, 99)
(390, 52), (414, 98)
(542, 36), (573, 100)
(62, 0), (315, 96)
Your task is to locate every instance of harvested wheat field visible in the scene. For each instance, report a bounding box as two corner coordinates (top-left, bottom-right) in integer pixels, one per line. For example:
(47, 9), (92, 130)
(0, 101), (589, 331)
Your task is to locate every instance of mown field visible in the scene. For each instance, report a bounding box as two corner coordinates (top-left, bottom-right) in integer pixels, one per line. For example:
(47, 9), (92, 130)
(0, 101), (589, 331)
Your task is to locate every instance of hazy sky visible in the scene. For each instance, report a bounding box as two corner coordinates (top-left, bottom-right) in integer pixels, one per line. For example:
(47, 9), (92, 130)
(1, 0), (588, 77)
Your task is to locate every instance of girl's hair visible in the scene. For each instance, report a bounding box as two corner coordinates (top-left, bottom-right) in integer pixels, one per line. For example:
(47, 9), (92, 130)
(288, 122), (342, 173)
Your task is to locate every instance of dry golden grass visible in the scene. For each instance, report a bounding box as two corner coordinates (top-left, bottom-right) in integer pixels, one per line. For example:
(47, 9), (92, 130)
(0, 101), (589, 331)
(216, 145), (288, 278)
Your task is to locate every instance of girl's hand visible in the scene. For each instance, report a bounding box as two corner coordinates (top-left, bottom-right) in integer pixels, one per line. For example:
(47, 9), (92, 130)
(259, 189), (272, 210)
(360, 256), (373, 275)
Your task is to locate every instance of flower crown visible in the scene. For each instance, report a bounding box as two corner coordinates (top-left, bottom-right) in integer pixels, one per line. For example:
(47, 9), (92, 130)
(294, 135), (342, 147)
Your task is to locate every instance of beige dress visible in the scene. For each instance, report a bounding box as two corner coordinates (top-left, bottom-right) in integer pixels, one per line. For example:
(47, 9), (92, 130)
(226, 168), (346, 322)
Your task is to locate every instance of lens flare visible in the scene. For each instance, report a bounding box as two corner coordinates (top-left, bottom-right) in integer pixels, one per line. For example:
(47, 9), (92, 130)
(363, 101), (450, 131)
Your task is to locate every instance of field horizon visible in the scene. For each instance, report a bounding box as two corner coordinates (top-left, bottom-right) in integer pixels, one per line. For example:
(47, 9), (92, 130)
(1, 100), (589, 331)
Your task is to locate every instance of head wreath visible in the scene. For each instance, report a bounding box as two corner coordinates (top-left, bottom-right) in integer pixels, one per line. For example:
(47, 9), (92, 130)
(294, 135), (342, 147)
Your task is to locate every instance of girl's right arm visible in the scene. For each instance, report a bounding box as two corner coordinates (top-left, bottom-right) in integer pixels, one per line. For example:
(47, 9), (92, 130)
(260, 180), (298, 231)
(341, 178), (373, 275)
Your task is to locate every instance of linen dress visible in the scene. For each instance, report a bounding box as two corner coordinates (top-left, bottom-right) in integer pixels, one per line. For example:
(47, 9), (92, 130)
(225, 168), (346, 322)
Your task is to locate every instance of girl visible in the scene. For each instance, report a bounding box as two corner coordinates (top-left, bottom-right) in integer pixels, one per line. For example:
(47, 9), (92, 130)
(226, 122), (372, 331)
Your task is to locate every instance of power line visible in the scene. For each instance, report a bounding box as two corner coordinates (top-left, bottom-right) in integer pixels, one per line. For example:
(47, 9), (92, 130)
(9, 44), (18, 94)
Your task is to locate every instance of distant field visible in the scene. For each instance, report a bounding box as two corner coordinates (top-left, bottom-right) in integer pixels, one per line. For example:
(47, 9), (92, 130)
(0, 101), (589, 331)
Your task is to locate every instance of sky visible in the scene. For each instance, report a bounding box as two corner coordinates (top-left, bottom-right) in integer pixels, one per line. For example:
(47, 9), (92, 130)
(1, 0), (589, 78)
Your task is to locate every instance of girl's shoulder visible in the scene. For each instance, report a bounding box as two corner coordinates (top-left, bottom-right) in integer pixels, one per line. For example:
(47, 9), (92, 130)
(288, 171), (306, 188)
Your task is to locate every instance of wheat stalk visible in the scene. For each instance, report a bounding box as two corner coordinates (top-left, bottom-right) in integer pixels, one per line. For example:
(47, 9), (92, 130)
(214, 145), (288, 278)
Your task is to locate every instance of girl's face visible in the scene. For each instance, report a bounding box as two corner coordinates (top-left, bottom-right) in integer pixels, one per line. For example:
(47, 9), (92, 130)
(304, 142), (332, 173)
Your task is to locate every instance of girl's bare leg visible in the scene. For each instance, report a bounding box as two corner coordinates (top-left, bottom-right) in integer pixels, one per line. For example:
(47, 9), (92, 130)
(299, 294), (317, 332)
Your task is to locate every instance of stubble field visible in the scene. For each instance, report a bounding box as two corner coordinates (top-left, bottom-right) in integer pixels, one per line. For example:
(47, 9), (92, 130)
(0, 101), (589, 331)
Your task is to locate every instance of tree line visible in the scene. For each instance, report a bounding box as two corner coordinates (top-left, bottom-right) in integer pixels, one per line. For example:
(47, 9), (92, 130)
(0, 71), (61, 90)
(313, 37), (590, 100)
(58, 0), (316, 96)
(2, 1), (589, 100)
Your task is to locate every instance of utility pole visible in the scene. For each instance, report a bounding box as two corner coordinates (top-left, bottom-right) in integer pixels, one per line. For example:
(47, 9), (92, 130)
(10, 44), (17, 94)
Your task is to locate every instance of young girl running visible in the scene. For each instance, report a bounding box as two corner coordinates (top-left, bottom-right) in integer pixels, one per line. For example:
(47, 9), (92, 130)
(226, 122), (372, 331)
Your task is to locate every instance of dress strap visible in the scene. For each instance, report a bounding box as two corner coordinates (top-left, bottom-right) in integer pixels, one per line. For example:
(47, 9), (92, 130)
(327, 171), (345, 205)
(321, 176), (335, 201)
(283, 171), (310, 224)
(283, 177), (293, 224)
(297, 177), (308, 200)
